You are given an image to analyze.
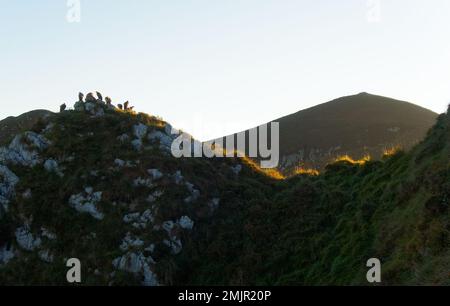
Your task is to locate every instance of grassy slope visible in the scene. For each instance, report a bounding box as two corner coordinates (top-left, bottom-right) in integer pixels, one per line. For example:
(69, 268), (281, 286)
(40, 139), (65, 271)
(0, 106), (448, 285)
(176, 108), (450, 285)
(0, 108), (280, 285)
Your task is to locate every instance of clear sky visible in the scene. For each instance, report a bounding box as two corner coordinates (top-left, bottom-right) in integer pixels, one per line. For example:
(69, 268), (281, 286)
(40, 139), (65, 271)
(1, 0), (450, 140)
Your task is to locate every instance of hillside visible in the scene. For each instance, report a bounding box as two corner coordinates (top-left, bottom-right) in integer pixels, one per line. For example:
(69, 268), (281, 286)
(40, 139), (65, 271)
(0, 97), (272, 285)
(0, 95), (448, 286)
(221, 93), (438, 174)
(179, 105), (450, 285)
(0, 110), (53, 147)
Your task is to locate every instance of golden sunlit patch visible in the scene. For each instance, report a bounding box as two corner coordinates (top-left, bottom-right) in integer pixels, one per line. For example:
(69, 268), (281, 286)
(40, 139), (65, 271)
(294, 167), (320, 176)
(240, 156), (286, 180)
(334, 154), (371, 165)
(383, 146), (402, 158)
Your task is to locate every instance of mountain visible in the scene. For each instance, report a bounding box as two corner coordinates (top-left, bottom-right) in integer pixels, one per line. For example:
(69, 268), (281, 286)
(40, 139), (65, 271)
(0, 95), (448, 286)
(221, 93), (438, 174)
(0, 110), (53, 146)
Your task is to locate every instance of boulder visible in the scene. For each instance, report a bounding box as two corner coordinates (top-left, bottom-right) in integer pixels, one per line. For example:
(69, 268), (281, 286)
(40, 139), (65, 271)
(178, 216), (194, 230)
(133, 123), (148, 139)
(15, 226), (42, 251)
(69, 189), (104, 220)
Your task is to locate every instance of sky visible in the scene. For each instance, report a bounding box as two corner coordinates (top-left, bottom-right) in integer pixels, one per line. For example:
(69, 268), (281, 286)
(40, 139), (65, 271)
(1, 0), (450, 141)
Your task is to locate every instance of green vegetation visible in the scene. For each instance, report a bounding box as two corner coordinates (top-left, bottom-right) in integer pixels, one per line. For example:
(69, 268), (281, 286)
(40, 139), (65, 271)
(176, 109), (450, 285)
(0, 105), (448, 286)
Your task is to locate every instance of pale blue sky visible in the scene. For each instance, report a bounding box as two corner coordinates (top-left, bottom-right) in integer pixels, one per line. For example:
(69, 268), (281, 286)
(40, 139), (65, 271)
(1, 0), (450, 140)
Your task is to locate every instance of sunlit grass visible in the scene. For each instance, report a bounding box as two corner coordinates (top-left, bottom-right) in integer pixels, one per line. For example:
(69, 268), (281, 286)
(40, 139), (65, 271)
(240, 156), (286, 180)
(294, 167), (320, 176)
(334, 154), (371, 165)
(383, 146), (402, 158)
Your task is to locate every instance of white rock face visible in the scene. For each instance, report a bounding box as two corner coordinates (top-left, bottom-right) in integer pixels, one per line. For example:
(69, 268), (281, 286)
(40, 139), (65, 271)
(123, 210), (154, 229)
(163, 238), (182, 255)
(69, 188), (104, 220)
(0, 132), (50, 167)
(0, 165), (19, 213)
(131, 139), (143, 151)
(0, 245), (15, 266)
(120, 233), (145, 251)
(178, 216), (194, 230)
(114, 159), (135, 168)
(162, 221), (175, 234)
(44, 159), (63, 177)
(112, 252), (158, 286)
(148, 131), (173, 151)
(114, 159), (126, 167)
(23, 132), (50, 151)
(123, 212), (141, 223)
(41, 227), (57, 240)
(133, 177), (154, 188)
(133, 123), (148, 139)
(142, 265), (159, 286)
(147, 169), (163, 181)
(15, 226), (42, 251)
(146, 190), (164, 203)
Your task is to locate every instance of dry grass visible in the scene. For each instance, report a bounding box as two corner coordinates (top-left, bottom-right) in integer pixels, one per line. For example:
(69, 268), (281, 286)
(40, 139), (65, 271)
(334, 154), (371, 165)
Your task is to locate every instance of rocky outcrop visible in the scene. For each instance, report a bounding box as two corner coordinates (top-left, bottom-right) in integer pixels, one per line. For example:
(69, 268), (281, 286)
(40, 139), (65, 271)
(0, 245), (15, 266)
(178, 216), (194, 230)
(0, 132), (50, 167)
(69, 188), (104, 220)
(123, 209), (154, 229)
(44, 159), (63, 177)
(15, 226), (42, 251)
(0, 165), (19, 215)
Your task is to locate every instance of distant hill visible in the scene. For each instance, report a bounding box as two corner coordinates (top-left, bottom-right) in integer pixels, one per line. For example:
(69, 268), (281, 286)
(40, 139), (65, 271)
(0, 110), (53, 146)
(222, 93), (438, 173)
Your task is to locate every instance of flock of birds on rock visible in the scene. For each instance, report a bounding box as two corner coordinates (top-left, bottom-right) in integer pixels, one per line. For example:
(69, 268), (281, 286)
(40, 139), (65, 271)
(60, 92), (134, 112)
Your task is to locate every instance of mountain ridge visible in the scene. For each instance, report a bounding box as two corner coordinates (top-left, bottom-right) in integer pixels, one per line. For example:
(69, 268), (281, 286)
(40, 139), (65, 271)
(215, 92), (437, 174)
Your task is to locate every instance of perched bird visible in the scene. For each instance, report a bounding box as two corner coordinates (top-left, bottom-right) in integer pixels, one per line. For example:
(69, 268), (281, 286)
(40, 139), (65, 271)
(117, 104), (123, 110)
(124, 101), (129, 110)
(105, 97), (112, 105)
(96, 91), (103, 101)
(128, 106), (135, 111)
(78, 92), (84, 102)
(60, 103), (67, 112)
(85, 92), (96, 103)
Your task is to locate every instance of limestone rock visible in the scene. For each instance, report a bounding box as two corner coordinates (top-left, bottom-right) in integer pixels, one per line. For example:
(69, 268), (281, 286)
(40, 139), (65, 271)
(69, 188), (104, 220)
(15, 226), (42, 251)
(133, 123), (148, 139)
(178, 216), (194, 230)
